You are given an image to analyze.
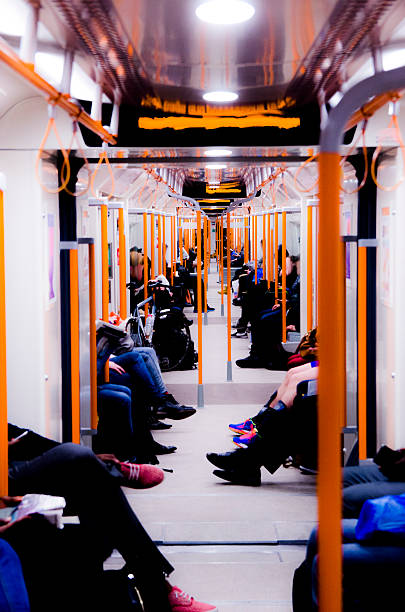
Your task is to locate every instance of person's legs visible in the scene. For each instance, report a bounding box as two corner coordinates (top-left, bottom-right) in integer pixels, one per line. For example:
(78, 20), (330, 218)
(134, 347), (167, 396)
(111, 351), (162, 398)
(0, 538), (30, 611)
(9, 443), (172, 610)
(343, 464), (405, 517)
(275, 367), (318, 409)
(95, 384), (135, 459)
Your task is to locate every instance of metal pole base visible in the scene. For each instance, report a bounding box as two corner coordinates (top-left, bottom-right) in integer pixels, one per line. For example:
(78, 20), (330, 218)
(204, 312), (208, 326)
(197, 384), (204, 407)
(221, 303), (224, 316)
(227, 361), (233, 382)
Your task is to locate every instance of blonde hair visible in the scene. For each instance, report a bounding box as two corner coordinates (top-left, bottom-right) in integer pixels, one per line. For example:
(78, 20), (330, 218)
(130, 251), (144, 268)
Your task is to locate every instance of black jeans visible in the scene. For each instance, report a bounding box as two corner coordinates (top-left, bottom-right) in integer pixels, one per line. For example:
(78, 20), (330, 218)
(9, 440), (173, 611)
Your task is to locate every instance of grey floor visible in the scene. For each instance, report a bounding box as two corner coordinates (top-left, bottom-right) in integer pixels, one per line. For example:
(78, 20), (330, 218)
(111, 264), (317, 611)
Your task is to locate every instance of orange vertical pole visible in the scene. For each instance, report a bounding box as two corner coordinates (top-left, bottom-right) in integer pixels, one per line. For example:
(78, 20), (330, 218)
(358, 245), (367, 460)
(0, 191), (8, 495)
(184, 222), (189, 254)
(267, 213), (271, 288)
(262, 213), (266, 281)
(197, 211), (204, 405)
(307, 205), (313, 330)
(208, 219), (211, 265)
(142, 212), (148, 317)
(163, 215), (166, 277)
(88, 242), (97, 430)
(101, 203), (109, 382)
(179, 217), (183, 266)
(274, 212), (279, 299)
(244, 215), (249, 263)
(157, 214), (162, 276)
(318, 152), (344, 612)
(220, 216), (224, 312)
(170, 216), (175, 284)
(69, 248), (80, 444)
(118, 207), (127, 319)
(281, 211), (287, 343)
(204, 217), (208, 314)
(150, 212), (155, 279)
(254, 215), (258, 284)
(271, 227), (274, 282)
(226, 212), (232, 380)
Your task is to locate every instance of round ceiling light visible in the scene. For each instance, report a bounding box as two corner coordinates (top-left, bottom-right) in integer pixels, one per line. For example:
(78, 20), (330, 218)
(204, 149), (232, 157)
(196, 1), (255, 25)
(203, 90), (239, 103)
(206, 164), (227, 169)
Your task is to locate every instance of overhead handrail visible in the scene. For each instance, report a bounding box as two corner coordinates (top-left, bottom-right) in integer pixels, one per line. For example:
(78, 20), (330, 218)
(35, 104), (71, 194)
(293, 152), (320, 193)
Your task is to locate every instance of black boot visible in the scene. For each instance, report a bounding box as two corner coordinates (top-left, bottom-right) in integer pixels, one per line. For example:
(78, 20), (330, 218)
(156, 394), (196, 420)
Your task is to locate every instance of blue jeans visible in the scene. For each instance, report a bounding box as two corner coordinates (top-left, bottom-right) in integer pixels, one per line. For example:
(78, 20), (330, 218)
(0, 539), (30, 611)
(96, 384), (134, 459)
(293, 519), (405, 611)
(343, 464), (405, 518)
(108, 351), (166, 400)
(132, 347), (166, 396)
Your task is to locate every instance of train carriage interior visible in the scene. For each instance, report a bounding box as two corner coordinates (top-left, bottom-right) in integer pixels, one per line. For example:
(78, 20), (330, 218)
(2, 0), (405, 610)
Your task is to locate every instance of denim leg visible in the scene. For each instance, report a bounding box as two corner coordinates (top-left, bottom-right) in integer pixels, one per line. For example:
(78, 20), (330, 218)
(343, 465), (405, 518)
(110, 351), (160, 398)
(134, 347), (167, 396)
(0, 539), (30, 611)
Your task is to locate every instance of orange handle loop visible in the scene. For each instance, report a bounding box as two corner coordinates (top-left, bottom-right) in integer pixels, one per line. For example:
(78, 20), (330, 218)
(339, 121), (369, 194)
(61, 121), (91, 197)
(90, 151), (115, 200)
(293, 154), (319, 193)
(371, 112), (405, 191)
(35, 112), (71, 194)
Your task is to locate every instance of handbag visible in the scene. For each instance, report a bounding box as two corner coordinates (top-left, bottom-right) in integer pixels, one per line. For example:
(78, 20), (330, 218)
(355, 493), (405, 541)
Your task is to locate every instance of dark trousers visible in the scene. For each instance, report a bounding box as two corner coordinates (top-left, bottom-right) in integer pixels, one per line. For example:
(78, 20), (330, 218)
(343, 463), (405, 518)
(9, 442), (173, 611)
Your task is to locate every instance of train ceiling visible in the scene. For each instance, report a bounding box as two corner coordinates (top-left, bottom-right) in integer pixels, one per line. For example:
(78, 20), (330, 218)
(9, 0), (405, 212)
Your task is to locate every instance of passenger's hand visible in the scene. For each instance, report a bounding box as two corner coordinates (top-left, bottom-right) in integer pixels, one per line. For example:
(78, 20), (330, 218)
(96, 453), (120, 465)
(286, 325), (296, 331)
(0, 497), (26, 533)
(109, 362), (126, 375)
(272, 303), (281, 310)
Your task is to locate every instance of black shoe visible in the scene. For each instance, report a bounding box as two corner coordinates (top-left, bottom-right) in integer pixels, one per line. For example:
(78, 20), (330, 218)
(148, 417), (173, 430)
(206, 448), (257, 471)
(212, 468), (261, 486)
(232, 298), (241, 306)
(235, 355), (265, 368)
(206, 305), (215, 312)
(231, 329), (248, 338)
(156, 395), (196, 420)
(152, 441), (177, 455)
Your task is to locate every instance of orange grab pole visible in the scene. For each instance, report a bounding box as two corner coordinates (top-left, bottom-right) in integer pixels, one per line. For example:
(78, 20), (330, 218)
(118, 208), (127, 319)
(318, 152), (344, 612)
(282, 211), (287, 343)
(208, 219), (211, 264)
(150, 213), (155, 279)
(307, 205), (313, 330)
(204, 217), (208, 313)
(270, 225), (274, 283)
(179, 222), (183, 267)
(142, 212), (149, 317)
(89, 242), (98, 430)
(254, 215), (258, 284)
(0, 191), (8, 495)
(101, 203), (109, 382)
(275, 212), (279, 299)
(227, 212), (232, 372)
(358, 245), (368, 460)
(69, 248), (80, 443)
(262, 213), (266, 282)
(244, 216), (249, 263)
(163, 215), (166, 277)
(220, 216), (224, 306)
(196, 211), (203, 385)
(157, 214), (162, 276)
(267, 213), (271, 289)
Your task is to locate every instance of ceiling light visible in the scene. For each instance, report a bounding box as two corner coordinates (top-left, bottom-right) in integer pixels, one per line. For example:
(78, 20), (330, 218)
(206, 164), (227, 169)
(203, 91), (239, 103)
(204, 149), (232, 157)
(196, 0), (255, 25)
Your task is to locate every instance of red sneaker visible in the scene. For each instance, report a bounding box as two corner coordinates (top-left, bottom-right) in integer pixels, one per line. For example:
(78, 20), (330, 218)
(168, 586), (218, 611)
(119, 462), (164, 489)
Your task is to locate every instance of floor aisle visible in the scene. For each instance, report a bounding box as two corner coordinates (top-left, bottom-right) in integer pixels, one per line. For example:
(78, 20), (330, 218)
(124, 263), (317, 611)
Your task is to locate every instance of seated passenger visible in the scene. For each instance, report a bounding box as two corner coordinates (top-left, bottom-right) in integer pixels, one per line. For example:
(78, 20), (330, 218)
(8, 424), (218, 612)
(206, 362), (318, 486)
(236, 255), (300, 369)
